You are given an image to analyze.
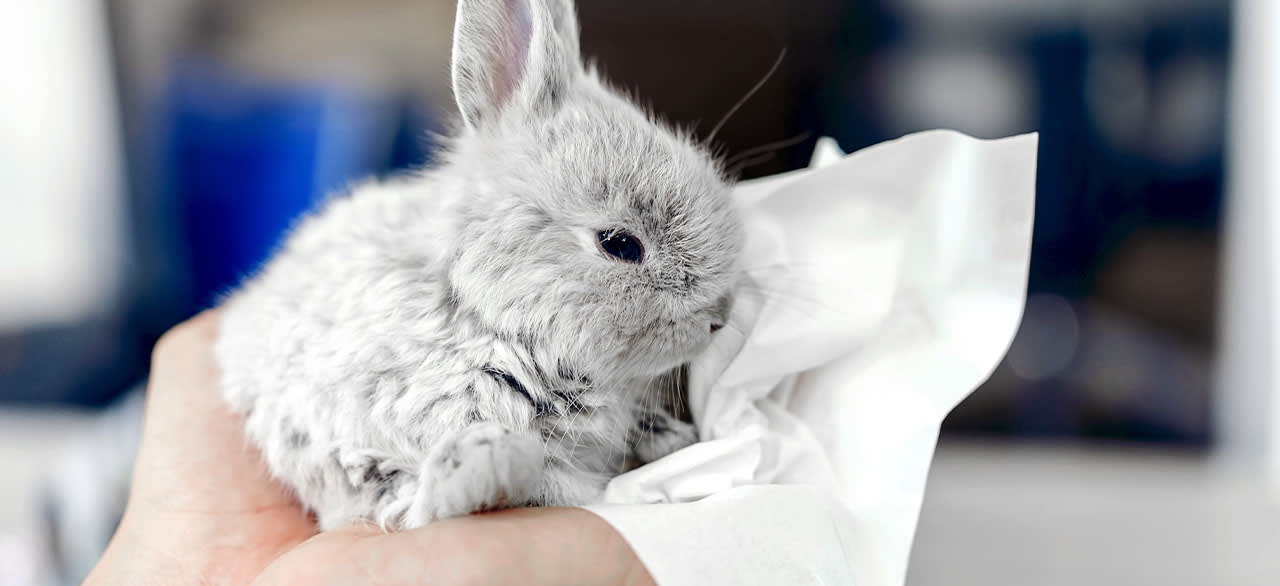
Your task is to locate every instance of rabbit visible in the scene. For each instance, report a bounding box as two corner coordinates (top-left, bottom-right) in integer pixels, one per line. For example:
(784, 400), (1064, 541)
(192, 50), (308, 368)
(215, 0), (742, 531)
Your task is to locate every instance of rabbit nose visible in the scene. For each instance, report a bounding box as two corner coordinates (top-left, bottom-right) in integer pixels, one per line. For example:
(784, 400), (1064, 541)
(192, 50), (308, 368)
(709, 323), (724, 334)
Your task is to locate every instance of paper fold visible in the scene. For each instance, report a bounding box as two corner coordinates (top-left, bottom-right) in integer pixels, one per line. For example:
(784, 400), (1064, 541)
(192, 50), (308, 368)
(588, 130), (1038, 586)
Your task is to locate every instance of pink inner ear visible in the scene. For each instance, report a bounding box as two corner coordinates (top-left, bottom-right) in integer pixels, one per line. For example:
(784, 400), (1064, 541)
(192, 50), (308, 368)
(493, 0), (533, 111)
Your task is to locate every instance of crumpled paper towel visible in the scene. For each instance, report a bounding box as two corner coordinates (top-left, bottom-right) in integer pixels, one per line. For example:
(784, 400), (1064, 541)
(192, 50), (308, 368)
(587, 130), (1039, 586)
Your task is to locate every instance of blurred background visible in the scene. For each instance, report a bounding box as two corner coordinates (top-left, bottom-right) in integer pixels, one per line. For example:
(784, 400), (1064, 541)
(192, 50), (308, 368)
(1, 0), (1276, 584)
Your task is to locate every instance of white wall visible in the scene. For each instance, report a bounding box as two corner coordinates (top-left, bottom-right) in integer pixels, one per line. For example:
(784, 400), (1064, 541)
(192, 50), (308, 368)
(1218, 0), (1280, 491)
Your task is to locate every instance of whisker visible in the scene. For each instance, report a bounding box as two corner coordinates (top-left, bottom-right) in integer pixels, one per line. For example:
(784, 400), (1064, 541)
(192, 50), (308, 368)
(704, 47), (788, 146)
(739, 260), (836, 273)
(726, 152), (781, 177)
(735, 284), (845, 317)
(723, 131), (814, 170)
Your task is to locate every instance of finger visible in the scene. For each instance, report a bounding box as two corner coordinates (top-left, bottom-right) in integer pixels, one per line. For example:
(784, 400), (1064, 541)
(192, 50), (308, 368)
(147, 308), (222, 402)
(436, 508), (655, 586)
(121, 306), (318, 582)
(253, 509), (655, 586)
(150, 308), (223, 367)
(131, 307), (306, 517)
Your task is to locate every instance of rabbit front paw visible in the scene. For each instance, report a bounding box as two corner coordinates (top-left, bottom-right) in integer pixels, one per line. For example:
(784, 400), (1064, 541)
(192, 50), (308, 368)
(405, 422), (545, 527)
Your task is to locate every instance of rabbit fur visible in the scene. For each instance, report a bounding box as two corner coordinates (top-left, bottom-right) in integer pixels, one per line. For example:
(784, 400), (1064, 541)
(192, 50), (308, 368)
(216, 0), (742, 530)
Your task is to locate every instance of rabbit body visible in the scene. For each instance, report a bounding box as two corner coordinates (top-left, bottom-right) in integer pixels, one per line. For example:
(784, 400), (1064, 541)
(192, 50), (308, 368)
(216, 0), (741, 530)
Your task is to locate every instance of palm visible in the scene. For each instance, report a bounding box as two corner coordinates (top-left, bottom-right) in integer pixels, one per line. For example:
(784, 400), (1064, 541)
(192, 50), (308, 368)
(93, 311), (652, 586)
(126, 314), (317, 583)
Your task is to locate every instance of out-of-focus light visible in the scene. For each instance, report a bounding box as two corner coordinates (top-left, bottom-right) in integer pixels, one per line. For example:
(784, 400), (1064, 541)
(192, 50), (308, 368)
(1086, 51), (1149, 151)
(1150, 55), (1225, 166)
(879, 48), (1033, 139)
(1006, 294), (1080, 381)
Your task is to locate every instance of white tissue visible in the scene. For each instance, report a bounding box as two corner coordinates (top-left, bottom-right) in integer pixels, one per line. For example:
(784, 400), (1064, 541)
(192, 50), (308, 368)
(587, 130), (1038, 586)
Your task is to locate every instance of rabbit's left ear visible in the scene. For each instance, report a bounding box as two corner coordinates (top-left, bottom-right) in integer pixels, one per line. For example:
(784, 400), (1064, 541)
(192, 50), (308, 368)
(451, 0), (582, 129)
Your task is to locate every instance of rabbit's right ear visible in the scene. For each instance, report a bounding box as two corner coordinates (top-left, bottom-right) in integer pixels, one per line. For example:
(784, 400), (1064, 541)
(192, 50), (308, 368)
(451, 0), (581, 129)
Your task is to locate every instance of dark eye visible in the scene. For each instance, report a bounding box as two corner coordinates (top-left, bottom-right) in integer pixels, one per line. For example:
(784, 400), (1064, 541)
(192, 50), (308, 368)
(596, 229), (645, 264)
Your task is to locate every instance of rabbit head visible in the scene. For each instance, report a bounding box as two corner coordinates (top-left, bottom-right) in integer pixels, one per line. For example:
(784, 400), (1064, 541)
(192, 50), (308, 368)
(441, 0), (742, 382)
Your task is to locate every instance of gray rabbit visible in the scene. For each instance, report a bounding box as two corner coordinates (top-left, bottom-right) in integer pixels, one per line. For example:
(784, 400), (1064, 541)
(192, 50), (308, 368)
(216, 0), (742, 530)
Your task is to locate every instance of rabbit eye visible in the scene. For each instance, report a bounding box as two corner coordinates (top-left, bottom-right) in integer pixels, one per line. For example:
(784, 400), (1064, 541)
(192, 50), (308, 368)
(596, 230), (645, 264)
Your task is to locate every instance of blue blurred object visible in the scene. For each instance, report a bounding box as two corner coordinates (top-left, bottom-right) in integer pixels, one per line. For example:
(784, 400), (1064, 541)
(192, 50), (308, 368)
(163, 58), (406, 311)
(0, 56), (441, 407)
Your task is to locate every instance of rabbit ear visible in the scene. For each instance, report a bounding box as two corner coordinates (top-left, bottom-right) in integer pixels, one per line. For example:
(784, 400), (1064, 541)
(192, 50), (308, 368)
(451, 0), (581, 129)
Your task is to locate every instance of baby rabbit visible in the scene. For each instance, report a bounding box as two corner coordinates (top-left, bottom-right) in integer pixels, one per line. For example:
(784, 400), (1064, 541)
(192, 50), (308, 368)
(216, 0), (742, 530)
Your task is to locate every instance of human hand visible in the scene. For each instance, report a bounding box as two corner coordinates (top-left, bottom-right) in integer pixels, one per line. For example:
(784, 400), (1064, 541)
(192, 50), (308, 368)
(84, 310), (655, 586)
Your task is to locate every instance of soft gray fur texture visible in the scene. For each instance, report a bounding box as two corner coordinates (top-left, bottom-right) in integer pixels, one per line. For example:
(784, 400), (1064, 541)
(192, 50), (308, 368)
(216, 0), (743, 530)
